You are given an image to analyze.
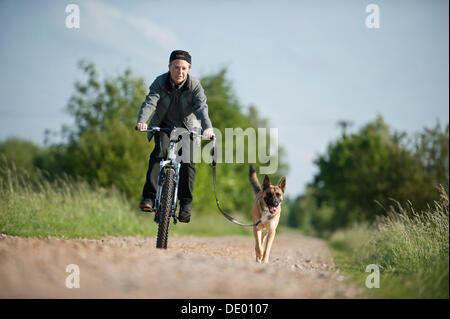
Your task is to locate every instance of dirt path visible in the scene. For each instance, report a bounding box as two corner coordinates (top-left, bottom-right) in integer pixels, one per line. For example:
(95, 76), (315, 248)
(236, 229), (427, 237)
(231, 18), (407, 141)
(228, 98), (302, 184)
(0, 233), (363, 298)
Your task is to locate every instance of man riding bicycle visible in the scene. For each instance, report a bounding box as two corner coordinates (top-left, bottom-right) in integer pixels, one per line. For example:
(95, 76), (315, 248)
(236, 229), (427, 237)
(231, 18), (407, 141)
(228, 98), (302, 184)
(136, 50), (215, 223)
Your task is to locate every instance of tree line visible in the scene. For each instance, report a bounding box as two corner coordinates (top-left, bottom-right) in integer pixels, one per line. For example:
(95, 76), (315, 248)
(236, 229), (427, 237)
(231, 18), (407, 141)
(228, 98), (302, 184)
(1, 61), (447, 234)
(285, 116), (448, 236)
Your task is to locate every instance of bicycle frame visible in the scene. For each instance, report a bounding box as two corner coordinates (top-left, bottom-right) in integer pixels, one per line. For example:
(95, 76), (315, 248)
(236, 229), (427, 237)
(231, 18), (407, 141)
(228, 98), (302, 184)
(138, 125), (214, 248)
(140, 126), (208, 223)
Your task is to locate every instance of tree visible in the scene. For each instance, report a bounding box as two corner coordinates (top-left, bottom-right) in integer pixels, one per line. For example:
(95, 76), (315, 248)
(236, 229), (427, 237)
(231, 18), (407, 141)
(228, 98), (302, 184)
(36, 60), (150, 200)
(312, 115), (440, 229)
(412, 121), (449, 190)
(0, 137), (41, 179)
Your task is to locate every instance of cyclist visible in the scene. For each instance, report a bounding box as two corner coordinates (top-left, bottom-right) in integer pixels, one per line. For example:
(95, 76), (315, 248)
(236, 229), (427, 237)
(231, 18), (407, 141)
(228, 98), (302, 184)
(136, 50), (215, 223)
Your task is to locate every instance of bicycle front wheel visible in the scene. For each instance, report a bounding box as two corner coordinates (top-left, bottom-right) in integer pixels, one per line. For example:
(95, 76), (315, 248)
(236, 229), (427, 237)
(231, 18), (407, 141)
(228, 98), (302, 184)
(156, 167), (175, 249)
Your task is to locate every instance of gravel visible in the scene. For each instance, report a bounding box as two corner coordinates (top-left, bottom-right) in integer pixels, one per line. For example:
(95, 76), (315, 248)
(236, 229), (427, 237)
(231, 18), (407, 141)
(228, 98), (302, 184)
(0, 234), (363, 298)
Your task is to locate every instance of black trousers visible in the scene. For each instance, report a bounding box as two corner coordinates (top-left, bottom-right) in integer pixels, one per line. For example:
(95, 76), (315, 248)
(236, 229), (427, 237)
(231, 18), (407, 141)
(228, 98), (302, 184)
(142, 131), (197, 207)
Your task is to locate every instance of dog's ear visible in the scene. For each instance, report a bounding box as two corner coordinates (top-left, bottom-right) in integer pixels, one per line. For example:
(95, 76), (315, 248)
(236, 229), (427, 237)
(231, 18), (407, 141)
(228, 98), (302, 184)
(278, 176), (286, 193)
(263, 175), (271, 189)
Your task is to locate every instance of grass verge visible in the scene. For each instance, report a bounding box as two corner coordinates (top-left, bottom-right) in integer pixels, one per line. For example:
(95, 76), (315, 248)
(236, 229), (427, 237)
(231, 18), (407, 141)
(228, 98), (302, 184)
(0, 165), (297, 239)
(328, 186), (449, 298)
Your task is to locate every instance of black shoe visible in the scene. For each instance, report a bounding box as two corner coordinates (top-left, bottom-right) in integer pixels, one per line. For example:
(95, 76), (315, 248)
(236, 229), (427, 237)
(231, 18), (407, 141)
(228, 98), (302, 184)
(178, 203), (191, 223)
(139, 198), (155, 212)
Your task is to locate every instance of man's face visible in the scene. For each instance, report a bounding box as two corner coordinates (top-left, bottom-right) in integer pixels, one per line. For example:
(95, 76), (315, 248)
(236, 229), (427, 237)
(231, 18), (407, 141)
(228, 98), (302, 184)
(169, 59), (191, 85)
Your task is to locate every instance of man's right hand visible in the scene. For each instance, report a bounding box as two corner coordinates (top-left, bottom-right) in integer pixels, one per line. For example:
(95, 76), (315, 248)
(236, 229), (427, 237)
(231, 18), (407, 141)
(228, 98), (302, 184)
(136, 122), (148, 131)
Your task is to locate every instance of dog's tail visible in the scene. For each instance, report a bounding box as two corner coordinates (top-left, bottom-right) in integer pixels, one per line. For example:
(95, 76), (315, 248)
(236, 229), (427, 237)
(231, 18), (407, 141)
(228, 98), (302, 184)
(249, 165), (261, 195)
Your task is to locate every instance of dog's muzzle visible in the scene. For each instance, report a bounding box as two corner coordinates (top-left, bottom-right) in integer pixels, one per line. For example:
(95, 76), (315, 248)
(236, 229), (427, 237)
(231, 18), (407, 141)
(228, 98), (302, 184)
(264, 196), (281, 214)
(267, 201), (280, 214)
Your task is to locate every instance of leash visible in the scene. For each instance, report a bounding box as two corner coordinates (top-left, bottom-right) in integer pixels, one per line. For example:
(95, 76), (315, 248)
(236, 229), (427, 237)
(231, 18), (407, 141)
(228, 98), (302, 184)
(209, 138), (261, 227)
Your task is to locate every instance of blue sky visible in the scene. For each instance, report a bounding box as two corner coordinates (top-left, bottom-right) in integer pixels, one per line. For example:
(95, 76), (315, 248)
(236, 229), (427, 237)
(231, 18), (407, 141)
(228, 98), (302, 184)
(0, 0), (448, 197)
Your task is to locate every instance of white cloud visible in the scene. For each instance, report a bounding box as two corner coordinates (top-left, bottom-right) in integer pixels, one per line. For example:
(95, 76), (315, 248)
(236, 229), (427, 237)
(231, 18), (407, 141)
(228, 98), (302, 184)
(79, 0), (181, 59)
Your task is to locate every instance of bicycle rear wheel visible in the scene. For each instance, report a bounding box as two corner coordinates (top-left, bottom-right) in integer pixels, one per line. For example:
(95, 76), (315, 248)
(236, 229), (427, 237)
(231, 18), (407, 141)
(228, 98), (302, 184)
(156, 167), (175, 249)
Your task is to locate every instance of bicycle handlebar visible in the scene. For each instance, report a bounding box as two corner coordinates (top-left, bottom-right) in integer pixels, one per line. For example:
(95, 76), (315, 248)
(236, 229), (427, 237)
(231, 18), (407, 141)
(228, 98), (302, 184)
(137, 126), (215, 141)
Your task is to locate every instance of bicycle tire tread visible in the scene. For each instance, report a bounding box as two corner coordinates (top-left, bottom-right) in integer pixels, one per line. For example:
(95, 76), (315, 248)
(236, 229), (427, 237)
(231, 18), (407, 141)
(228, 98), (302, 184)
(156, 168), (175, 249)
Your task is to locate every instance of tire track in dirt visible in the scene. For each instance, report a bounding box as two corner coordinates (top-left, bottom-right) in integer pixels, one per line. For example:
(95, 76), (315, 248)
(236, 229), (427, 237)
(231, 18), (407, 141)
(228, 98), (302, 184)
(0, 234), (363, 298)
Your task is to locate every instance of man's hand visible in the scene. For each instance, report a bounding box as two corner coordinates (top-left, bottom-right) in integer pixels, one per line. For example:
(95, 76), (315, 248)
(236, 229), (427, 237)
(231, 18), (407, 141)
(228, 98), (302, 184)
(203, 128), (215, 139)
(136, 122), (148, 131)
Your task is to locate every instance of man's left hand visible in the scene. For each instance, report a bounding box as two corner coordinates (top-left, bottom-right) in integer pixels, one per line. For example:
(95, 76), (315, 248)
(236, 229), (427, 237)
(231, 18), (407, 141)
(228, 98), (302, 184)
(203, 128), (215, 139)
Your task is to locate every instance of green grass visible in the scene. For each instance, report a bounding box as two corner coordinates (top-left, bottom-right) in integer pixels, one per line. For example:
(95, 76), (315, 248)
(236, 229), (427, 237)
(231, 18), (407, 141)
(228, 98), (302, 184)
(1, 168), (153, 238)
(0, 164), (297, 239)
(328, 186), (449, 298)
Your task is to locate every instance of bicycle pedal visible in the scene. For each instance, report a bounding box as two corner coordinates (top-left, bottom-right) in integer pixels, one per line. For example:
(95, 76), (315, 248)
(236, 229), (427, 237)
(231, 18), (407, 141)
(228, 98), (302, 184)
(140, 205), (155, 212)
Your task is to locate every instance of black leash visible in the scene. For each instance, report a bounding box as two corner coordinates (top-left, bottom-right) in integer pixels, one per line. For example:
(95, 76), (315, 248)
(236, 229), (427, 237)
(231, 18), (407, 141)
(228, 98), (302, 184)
(210, 138), (261, 227)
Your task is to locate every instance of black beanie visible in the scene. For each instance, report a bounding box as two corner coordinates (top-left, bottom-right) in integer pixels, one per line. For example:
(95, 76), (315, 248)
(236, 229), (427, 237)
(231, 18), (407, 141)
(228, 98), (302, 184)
(169, 50), (192, 64)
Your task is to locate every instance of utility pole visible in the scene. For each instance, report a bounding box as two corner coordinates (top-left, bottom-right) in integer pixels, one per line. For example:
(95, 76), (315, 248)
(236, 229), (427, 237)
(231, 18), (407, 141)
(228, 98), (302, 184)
(337, 120), (354, 138)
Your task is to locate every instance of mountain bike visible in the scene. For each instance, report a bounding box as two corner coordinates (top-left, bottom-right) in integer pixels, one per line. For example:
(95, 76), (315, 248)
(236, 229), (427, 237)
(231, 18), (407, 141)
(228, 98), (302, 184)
(140, 126), (213, 249)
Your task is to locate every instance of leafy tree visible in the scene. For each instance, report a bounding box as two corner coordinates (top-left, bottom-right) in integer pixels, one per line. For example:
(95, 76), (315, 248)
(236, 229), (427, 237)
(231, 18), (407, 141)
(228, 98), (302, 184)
(0, 137), (41, 179)
(286, 185), (334, 236)
(311, 115), (444, 229)
(412, 121), (449, 190)
(36, 60), (150, 200)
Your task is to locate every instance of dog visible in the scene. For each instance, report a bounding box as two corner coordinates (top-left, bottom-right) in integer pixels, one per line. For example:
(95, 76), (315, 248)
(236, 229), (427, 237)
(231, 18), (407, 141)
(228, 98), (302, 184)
(249, 166), (286, 263)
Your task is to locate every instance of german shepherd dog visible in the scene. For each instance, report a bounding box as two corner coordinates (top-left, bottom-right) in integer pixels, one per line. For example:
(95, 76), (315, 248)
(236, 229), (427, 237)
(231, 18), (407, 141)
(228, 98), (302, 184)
(249, 166), (286, 263)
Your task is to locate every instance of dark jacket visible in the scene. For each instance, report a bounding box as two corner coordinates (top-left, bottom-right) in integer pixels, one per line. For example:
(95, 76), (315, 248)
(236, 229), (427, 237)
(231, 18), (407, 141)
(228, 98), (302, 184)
(137, 72), (213, 141)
